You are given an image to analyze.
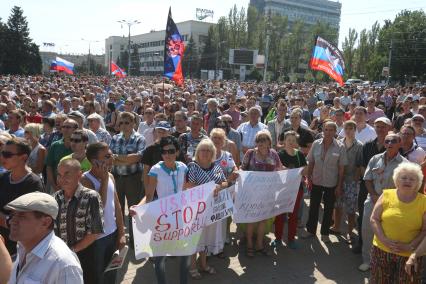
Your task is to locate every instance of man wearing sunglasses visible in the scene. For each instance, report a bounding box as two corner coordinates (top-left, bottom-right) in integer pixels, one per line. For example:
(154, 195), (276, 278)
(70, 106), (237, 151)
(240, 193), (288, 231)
(0, 138), (45, 254)
(110, 111), (146, 247)
(359, 133), (407, 272)
(60, 130), (91, 172)
(46, 119), (77, 192)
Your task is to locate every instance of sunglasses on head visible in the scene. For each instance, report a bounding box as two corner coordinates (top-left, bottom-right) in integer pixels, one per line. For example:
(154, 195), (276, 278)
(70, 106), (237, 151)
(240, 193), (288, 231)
(119, 121), (131, 126)
(161, 148), (176, 155)
(413, 118), (424, 122)
(1, 151), (22, 159)
(384, 138), (399, 144)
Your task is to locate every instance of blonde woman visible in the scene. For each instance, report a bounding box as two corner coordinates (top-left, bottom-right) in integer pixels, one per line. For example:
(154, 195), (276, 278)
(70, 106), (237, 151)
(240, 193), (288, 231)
(371, 162), (426, 283)
(187, 139), (229, 279)
(24, 123), (46, 175)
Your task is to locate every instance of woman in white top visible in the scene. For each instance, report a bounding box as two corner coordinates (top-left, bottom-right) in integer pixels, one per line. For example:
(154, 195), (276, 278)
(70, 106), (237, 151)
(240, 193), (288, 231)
(24, 123), (46, 176)
(130, 136), (191, 284)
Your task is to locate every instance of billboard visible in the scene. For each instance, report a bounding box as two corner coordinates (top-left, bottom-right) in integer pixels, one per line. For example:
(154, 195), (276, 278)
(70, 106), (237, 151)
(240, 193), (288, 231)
(229, 49), (258, 65)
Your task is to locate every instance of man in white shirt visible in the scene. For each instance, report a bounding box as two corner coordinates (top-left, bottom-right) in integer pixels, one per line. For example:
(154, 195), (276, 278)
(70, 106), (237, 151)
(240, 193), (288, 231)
(237, 107), (268, 153)
(137, 108), (155, 136)
(6, 192), (83, 284)
(339, 106), (377, 144)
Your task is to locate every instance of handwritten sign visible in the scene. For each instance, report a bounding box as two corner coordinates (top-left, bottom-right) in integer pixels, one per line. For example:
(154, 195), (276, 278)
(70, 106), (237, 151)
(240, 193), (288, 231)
(205, 186), (234, 226)
(132, 182), (218, 259)
(233, 168), (303, 223)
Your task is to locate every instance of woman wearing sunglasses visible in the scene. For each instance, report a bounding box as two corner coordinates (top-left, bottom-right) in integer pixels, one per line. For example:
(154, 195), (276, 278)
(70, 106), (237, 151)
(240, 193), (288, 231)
(130, 136), (191, 284)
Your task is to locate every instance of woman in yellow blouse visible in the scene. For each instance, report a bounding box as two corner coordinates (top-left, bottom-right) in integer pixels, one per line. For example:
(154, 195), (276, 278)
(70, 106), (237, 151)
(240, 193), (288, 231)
(370, 162), (426, 283)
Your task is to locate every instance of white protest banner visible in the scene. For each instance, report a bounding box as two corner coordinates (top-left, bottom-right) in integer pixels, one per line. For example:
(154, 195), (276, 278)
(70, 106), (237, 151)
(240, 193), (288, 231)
(132, 181), (227, 259)
(233, 168), (303, 223)
(204, 186), (234, 226)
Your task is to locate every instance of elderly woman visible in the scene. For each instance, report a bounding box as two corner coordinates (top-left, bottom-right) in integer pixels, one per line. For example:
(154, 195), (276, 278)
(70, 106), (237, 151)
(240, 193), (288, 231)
(204, 98), (221, 135)
(210, 128), (239, 249)
(241, 130), (284, 256)
(130, 136), (191, 284)
(310, 105), (330, 134)
(88, 113), (112, 145)
(187, 139), (229, 279)
(370, 162), (426, 283)
(24, 123), (47, 175)
(214, 118), (241, 166)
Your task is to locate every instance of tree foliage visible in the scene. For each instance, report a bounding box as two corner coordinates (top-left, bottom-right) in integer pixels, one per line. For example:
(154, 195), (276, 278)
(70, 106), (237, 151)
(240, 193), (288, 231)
(0, 6), (41, 74)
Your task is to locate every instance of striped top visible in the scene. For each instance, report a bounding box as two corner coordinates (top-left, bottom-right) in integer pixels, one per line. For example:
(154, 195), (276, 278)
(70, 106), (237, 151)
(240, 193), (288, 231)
(187, 162), (226, 185)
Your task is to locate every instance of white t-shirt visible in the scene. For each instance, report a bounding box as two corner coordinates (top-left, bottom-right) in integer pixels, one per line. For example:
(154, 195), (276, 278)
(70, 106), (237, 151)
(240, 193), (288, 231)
(403, 144), (426, 165)
(339, 124), (377, 144)
(148, 161), (188, 198)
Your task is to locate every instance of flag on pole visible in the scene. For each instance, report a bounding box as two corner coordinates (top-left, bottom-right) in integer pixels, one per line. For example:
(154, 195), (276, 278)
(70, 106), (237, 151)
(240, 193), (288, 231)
(111, 61), (127, 78)
(53, 56), (74, 75)
(309, 36), (345, 86)
(163, 7), (185, 86)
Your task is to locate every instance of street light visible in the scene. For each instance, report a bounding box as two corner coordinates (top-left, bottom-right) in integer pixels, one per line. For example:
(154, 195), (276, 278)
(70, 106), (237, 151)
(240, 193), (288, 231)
(117, 20), (141, 76)
(81, 38), (99, 75)
(215, 41), (226, 80)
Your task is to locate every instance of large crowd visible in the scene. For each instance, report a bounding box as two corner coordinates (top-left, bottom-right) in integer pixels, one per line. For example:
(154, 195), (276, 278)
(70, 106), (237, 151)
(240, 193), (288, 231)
(1, 74), (426, 284)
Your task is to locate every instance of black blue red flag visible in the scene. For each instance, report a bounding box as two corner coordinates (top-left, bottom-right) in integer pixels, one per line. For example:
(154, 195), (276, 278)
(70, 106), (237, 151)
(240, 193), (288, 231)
(309, 36), (345, 86)
(163, 7), (185, 86)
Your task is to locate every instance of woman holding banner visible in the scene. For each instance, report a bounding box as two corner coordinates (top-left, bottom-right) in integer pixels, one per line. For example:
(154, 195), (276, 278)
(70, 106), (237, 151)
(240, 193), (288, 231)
(274, 131), (307, 249)
(241, 130), (284, 257)
(210, 128), (239, 252)
(130, 136), (191, 284)
(187, 139), (229, 279)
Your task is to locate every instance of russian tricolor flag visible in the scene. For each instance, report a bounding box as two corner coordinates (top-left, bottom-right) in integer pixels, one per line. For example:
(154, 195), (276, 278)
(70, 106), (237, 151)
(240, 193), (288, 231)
(53, 56), (74, 75)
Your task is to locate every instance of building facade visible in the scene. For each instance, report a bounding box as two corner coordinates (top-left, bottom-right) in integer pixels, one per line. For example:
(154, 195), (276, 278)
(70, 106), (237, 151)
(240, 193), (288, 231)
(250, 0), (341, 31)
(105, 20), (214, 75)
(40, 52), (104, 74)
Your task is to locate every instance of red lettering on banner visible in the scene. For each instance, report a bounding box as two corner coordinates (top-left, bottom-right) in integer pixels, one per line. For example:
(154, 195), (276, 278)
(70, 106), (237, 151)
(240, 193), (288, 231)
(172, 209), (181, 229)
(155, 214), (171, 232)
(195, 202), (206, 220)
(170, 196), (178, 211)
(183, 206), (193, 223)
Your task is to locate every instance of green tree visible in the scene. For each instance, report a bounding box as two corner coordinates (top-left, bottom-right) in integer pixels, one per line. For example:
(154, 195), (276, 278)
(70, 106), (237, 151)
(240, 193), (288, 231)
(75, 57), (105, 75)
(130, 46), (140, 76)
(342, 28), (358, 78)
(182, 34), (199, 78)
(2, 6), (41, 74)
(200, 26), (216, 70)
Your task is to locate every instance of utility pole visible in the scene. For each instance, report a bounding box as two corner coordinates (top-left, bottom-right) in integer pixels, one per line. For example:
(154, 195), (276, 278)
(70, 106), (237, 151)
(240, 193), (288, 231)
(387, 38), (393, 85)
(117, 20), (140, 76)
(263, 11), (271, 83)
(81, 38), (99, 75)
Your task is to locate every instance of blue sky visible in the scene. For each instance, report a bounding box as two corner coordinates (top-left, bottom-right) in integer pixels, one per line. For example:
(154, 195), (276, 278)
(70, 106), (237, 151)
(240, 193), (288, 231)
(0, 0), (425, 55)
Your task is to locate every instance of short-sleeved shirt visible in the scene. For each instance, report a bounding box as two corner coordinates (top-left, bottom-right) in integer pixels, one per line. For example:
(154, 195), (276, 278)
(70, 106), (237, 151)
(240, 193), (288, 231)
(400, 144), (426, 165)
(307, 138), (348, 188)
(148, 161), (188, 198)
(241, 148), (282, 172)
(54, 184), (104, 247)
(340, 139), (363, 182)
(60, 154), (92, 172)
(110, 130), (146, 175)
(373, 189), (426, 257)
(339, 124), (377, 144)
(178, 132), (208, 162)
(214, 150), (236, 178)
(0, 171), (45, 254)
(46, 139), (73, 177)
(237, 121), (268, 149)
(278, 149), (307, 169)
(187, 162), (226, 185)
(363, 152), (407, 199)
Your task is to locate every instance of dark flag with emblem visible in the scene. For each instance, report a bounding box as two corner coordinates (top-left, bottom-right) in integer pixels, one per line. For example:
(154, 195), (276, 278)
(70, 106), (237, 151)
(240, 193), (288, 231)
(163, 7), (185, 86)
(309, 36), (345, 86)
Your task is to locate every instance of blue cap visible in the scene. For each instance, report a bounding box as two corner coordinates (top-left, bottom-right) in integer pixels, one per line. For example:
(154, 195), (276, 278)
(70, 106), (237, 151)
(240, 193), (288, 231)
(155, 121), (171, 131)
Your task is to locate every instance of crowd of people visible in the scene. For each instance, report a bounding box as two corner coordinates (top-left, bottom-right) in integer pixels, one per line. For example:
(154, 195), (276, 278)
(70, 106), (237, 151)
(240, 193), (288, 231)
(0, 74), (426, 283)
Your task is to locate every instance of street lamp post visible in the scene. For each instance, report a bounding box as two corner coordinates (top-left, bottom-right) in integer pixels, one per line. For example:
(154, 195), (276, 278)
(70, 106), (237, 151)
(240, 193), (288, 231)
(117, 20), (141, 76)
(215, 41), (226, 80)
(81, 38), (99, 75)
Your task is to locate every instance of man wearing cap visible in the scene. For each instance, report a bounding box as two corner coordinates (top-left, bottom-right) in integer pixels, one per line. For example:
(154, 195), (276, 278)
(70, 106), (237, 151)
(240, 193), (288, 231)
(6, 192), (83, 283)
(54, 158), (103, 283)
(0, 138), (45, 254)
(412, 114), (426, 150)
(68, 111), (98, 144)
(110, 111), (145, 246)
